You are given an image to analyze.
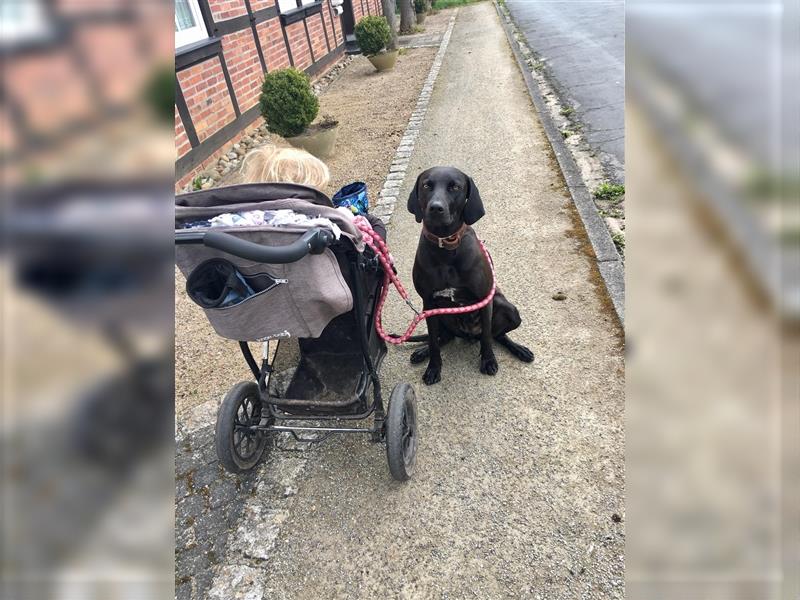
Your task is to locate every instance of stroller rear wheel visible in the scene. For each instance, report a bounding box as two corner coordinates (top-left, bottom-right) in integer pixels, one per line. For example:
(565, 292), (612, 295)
(386, 383), (418, 481)
(216, 381), (269, 473)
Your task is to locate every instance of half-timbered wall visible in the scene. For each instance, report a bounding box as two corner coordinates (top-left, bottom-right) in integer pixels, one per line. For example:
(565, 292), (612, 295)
(175, 0), (381, 187)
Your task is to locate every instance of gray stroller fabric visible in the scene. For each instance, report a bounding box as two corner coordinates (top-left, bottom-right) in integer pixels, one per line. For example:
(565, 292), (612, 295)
(176, 188), (362, 342)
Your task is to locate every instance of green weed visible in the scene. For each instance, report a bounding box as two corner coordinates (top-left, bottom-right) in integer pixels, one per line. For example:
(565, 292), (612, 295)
(593, 182), (625, 202)
(432, 0), (482, 9)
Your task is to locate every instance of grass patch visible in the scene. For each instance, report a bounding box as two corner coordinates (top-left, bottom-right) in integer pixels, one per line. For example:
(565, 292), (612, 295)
(593, 182), (625, 202)
(561, 129), (574, 139)
(432, 0), (482, 9)
(560, 106), (574, 117)
(192, 175), (203, 191)
(611, 232), (625, 252)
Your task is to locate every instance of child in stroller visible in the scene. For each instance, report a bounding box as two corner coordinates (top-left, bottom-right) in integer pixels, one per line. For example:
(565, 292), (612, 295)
(175, 147), (418, 481)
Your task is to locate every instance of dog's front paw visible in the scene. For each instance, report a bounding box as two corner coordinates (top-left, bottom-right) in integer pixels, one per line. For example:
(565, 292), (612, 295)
(517, 345), (534, 363)
(422, 363), (442, 385)
(480, 353), (499, 376)
(410, 346), (430, 365)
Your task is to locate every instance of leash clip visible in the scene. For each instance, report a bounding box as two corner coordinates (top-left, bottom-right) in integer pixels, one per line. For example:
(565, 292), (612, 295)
(405, 298), (421, 316)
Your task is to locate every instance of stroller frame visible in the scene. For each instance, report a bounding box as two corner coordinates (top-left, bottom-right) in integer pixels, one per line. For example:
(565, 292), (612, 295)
(237, 249), (387, 443)
(176, 200), (418, 481)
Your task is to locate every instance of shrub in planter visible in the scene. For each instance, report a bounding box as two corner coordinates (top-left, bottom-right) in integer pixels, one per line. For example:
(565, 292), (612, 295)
(259, 68), (338, 158)
(355, 16), (397, 71)
(259, 67), (319, 138)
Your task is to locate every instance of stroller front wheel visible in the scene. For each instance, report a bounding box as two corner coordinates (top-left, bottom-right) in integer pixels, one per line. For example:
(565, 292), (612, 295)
(386, 382), (418, 481)
(215, 381), (268, 473)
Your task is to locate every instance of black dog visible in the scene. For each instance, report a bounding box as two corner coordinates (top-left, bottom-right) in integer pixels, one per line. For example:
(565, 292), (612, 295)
(407, 166), (534, 385)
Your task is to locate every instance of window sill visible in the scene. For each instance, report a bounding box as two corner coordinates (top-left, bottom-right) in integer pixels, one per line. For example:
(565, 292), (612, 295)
(279, 1), (323, 26)
(176, 37), (221, 70)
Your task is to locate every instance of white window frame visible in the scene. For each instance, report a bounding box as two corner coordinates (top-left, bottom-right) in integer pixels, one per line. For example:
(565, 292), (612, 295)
(277, 0), (301, 13)
(175, 0), (209, 49)
(277, 0), (318, 14)
(0, 0), (51, 45)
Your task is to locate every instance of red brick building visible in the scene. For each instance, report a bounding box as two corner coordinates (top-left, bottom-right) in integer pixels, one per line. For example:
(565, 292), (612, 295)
(175, 0), (381, 188)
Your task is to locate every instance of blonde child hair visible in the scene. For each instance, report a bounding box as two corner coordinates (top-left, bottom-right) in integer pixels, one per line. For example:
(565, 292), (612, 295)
(239, 146), (330, 191)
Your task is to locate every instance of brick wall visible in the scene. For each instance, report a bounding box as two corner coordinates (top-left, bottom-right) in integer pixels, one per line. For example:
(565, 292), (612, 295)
(208, 0), (248, 21)
(221, 29), (264, 111)
(178, 57), (237, 143)
(176, 0), (383, 186)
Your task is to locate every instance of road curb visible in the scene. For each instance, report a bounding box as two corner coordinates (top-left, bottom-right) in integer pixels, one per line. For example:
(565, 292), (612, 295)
(371, 11), (458, 224)
(493, 1), (625, 327)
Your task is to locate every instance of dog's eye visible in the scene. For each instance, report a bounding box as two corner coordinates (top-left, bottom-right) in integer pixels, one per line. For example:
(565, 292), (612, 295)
(449, 184), (462, 191)
(422, 182), (432, 190)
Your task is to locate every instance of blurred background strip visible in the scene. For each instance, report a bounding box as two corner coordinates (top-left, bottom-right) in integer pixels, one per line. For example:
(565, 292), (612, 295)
(626, 1), (798, 599)
(2, 1), (175, 599)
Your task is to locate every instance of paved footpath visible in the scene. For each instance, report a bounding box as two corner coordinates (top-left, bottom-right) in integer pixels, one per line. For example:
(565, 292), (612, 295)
(176, 4), (624, 599)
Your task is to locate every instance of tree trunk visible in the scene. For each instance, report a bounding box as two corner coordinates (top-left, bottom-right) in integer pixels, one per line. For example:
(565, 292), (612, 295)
(381, 0), (398, 51)
(398, 0), (416, 34)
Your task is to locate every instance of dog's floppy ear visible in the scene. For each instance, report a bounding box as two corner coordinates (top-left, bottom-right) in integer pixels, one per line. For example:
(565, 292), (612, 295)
(407, 172), (424, 223)
(463, 176), (485, 225)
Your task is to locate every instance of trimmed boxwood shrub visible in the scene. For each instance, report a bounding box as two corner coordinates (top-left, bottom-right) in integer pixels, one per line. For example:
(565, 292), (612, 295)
(354, 16), (391, 56)
(259, 68), (319, 138)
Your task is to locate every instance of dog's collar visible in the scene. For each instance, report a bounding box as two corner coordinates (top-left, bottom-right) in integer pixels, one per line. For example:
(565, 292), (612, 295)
(421, 223), (468, 250)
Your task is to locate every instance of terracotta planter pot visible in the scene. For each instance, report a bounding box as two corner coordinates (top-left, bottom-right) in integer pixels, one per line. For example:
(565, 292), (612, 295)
(416, 11), (426, 24)
(367, 50), (399, 72)
(286, 123), (339, 159)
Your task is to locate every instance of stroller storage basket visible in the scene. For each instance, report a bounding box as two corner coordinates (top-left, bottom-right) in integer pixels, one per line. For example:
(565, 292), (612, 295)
(177, 227), (351, 341)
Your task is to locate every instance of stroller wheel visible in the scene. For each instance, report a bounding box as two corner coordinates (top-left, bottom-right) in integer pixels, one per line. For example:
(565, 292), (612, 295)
(386, 383), (418, 481)
(215, 381), (269, 473)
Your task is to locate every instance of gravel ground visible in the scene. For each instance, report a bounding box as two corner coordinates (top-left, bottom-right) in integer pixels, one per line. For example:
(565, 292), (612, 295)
(176, 45), (439, 418)
(321, 47), (438, 203)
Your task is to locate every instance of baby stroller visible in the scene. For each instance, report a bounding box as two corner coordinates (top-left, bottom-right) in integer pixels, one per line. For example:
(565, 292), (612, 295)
(175, 183), (418, 481)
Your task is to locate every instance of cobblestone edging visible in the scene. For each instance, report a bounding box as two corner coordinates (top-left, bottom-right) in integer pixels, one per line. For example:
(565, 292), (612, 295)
(371, 11), (458, 225)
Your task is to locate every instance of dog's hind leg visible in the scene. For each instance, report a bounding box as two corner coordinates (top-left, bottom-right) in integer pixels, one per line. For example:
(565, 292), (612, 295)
(410, 327), (454, 364)
(496, 333), (534, 363)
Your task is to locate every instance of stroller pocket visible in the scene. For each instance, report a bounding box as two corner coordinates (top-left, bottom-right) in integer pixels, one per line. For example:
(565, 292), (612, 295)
(186, 258), (285, 309)
(203, 280), (295, 341)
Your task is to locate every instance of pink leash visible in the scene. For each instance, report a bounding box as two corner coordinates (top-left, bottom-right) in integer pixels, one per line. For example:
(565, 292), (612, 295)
(352, 215), (496, 345)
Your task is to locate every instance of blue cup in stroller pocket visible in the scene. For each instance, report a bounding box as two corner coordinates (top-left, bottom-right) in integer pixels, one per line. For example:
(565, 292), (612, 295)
(332, 182), (369, 216)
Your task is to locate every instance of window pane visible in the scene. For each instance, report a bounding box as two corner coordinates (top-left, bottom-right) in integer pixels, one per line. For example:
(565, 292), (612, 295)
(175, 0), (196, 32)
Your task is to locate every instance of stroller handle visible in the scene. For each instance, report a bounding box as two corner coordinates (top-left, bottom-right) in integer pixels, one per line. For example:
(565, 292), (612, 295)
(175, 227), (334, 263)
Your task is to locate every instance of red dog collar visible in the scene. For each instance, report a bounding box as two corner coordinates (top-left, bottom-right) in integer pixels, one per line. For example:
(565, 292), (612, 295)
(421, 223), (468, 249)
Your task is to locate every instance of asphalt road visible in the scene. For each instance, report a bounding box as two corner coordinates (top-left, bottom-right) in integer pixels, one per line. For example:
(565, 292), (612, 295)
(506, 0), (624, 181)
